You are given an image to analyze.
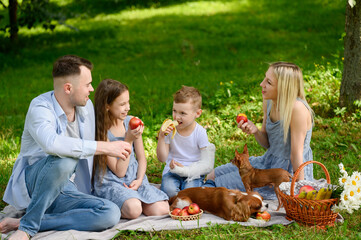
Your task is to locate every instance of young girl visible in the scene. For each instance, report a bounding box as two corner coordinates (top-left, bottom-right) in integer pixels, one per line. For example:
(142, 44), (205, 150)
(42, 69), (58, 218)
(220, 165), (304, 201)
(93, 79), (169, 219)
(206, 62), (314, 199)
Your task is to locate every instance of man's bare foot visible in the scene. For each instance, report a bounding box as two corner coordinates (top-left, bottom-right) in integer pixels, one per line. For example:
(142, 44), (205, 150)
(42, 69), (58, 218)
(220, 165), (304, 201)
(8, 230), (30, 240)
(0, 217), (20, 233)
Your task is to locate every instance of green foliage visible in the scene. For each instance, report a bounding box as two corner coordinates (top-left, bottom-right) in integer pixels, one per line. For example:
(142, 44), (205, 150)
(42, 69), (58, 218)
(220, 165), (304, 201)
(302, 56), (361, 122)
(0, 0), (66, 39)
(351, 100), (361, 120)
(19, 0), (57, 30)
(303, 59), (343, 118)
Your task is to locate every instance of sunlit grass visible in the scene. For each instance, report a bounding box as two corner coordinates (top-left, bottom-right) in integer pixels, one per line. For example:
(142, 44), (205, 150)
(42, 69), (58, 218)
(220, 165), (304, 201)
(16, 1), (250, 36)
(96, 0), (249, 21)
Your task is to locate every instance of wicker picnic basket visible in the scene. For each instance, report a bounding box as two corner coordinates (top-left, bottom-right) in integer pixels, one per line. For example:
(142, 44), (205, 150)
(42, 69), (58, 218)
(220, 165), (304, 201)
(169, 209), (203, 221)
(278, 161), (339, 228)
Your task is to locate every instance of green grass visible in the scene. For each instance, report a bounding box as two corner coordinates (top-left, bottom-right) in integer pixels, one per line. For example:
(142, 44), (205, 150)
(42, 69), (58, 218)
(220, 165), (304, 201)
(1, 0), (361, 239)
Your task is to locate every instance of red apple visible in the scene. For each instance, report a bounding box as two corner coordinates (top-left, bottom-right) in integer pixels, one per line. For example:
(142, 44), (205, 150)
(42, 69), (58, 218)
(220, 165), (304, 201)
(171, 208), (182, 216)
(187, 203), (200, 215)
(182, 206), (189, 211)
(129, 117), (144, 130)
(256, 211), (271, 221)
(299, 185), (314, 194)
(236, 113), (248, 123)
(178, 209), (190, 216)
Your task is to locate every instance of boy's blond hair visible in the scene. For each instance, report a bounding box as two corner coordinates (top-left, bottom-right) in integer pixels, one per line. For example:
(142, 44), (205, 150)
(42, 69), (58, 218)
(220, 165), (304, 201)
(173, 85), (202, 109)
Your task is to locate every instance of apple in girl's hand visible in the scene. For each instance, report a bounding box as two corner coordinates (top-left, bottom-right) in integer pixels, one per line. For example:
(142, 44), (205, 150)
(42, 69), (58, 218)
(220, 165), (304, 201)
(171, 208), (182, 216)
(236, 113), (248, 123)
(256, 211), (271, 221)
(187, 203), (200, 215)
(299, 185), (314, 194)
(178, 209), (190, 216)
(129, 117), (144, 130)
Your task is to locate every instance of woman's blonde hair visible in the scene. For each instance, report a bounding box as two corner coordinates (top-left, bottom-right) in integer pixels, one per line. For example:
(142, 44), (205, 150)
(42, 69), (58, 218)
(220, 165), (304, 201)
(93, 79), (129, 184)
(270, 62), (312, 143)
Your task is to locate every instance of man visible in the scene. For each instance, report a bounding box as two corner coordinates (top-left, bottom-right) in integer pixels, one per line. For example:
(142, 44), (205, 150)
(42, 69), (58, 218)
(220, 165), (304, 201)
(0, 55), (131, 240)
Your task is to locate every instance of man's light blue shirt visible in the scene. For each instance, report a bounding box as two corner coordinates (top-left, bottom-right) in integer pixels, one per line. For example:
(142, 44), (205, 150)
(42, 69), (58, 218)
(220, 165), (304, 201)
(3, 91), (97, 210)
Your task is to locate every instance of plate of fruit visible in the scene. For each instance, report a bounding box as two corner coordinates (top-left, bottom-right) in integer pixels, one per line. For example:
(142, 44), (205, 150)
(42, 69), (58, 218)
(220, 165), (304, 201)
(169, 203), (203, 221)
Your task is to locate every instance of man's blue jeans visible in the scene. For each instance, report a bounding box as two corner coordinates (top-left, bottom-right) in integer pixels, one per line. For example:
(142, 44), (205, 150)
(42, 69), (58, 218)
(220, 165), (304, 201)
(19, 156), (120, 236)
(160, 172), (204, 198)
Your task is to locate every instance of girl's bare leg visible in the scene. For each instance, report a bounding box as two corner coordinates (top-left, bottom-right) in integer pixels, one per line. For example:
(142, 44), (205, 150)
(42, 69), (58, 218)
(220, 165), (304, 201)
(142, 200), (169, 216)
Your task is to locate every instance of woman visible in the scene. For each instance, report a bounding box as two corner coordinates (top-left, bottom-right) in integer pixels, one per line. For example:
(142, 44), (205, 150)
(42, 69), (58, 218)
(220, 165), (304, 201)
(206, 62), (314, 199)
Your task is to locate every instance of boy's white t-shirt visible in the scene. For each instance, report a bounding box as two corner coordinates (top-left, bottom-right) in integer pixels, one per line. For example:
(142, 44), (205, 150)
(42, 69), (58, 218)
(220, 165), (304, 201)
(162, 122), (210, 176)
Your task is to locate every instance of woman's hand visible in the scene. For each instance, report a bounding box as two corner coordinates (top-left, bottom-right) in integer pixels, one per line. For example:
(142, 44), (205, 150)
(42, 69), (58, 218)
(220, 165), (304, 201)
(123, 179), (142, 190)
(125, 125), (144, 143)
(238, 120), (258, 135)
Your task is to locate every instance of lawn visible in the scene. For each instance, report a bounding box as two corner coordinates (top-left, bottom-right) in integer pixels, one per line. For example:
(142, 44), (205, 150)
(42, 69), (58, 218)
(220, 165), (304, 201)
(1, 0), (360, 239)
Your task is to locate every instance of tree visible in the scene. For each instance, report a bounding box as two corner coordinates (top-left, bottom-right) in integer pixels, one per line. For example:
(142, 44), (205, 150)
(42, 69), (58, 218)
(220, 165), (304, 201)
(340, 0), (361, 111)
(9, 0), (18, 42)
(0, 0), (62, 42)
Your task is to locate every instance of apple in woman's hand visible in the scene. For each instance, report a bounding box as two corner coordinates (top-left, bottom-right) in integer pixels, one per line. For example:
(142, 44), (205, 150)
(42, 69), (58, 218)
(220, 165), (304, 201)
(236, 113), (248, 123)
(129, 117), (144, 129)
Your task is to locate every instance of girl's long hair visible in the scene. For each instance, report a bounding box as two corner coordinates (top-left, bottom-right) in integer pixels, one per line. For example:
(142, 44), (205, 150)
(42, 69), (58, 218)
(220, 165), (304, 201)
(270, 62), (313, 143)
(93, 79), (128, 183)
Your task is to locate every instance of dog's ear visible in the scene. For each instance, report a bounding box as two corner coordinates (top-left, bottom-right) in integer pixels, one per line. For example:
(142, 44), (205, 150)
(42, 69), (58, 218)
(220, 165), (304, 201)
(168, 195), (178, 206)
(235, 148), (240, 156)
(231, 200), (251, 222)
(243, 144), (248, 155)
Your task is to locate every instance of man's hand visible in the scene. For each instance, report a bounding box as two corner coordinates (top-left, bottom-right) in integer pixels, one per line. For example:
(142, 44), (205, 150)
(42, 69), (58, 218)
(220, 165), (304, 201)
(110, 141), (132, 160)
(96, 141), (132, 160)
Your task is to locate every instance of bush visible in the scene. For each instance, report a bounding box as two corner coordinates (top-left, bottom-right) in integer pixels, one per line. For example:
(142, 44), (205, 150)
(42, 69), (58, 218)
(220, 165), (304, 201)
(303, 60), (342, 118)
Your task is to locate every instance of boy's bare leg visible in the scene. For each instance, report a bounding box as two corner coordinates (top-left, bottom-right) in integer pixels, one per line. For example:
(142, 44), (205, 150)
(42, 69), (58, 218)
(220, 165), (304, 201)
(0, 217), (20, 233)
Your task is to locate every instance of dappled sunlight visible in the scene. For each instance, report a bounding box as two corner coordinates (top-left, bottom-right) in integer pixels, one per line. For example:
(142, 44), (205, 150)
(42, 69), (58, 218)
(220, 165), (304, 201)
(93, 1), (249, 21)
(17, 1), (250, 36)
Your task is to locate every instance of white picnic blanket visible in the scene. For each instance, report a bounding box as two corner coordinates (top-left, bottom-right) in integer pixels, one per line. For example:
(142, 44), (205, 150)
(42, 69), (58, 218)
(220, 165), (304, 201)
(1, 200), (292, 240)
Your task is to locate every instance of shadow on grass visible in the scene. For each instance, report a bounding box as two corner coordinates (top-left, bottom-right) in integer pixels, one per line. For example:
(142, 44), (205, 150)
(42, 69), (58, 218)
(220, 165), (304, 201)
(0, 0), (345, 119)
(0, 0), (344, 61)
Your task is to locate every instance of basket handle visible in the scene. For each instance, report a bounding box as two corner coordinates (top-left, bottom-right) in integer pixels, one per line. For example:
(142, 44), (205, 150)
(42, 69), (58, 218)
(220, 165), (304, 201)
(290, 161), (331, 197)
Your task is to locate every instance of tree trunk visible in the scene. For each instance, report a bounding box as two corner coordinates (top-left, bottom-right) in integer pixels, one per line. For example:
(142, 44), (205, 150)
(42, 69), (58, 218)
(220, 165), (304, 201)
(340, 0), (361, 111)
(9, 0), (18, 42)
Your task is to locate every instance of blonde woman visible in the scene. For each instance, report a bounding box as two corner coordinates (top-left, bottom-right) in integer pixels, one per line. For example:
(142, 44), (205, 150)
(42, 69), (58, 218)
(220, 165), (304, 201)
(206, 62), (314, 199)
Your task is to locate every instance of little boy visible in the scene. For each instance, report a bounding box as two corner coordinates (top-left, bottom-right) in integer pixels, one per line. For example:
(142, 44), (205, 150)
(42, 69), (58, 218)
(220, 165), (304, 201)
(156, 86), (215, 198)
